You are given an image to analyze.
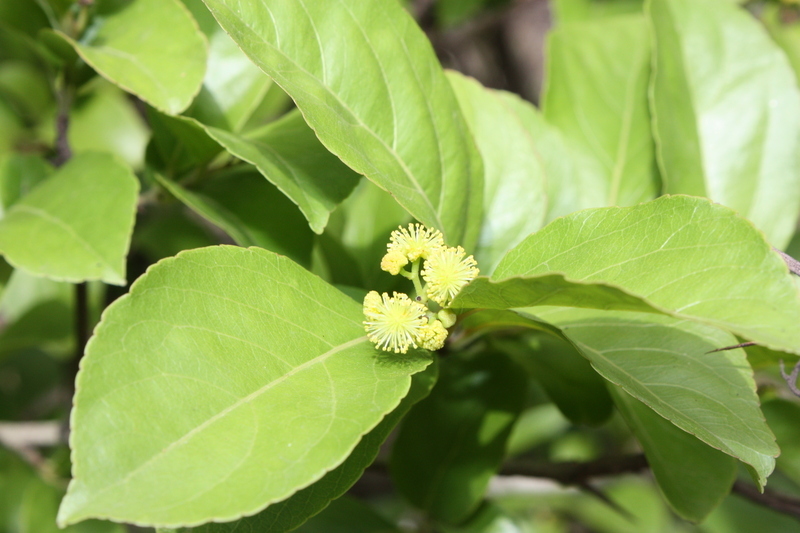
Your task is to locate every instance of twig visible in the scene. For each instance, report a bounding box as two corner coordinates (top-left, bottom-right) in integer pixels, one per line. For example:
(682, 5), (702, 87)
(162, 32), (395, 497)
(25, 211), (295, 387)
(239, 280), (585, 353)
(732, 480), (800, 522)
(0, 421), (67, 487)
(51, 82), (72, 168)
(780, 359), (800, 397)
(773, 247), (800, 276)
(499, 454), (649, 484)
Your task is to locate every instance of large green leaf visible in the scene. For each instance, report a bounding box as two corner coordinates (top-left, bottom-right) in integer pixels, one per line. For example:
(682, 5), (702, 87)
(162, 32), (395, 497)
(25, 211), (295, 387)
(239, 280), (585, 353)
(391, 351), (526, 524)
(455, 196), (800, 355)
(543, 14), (657, 207)
(610, 386), (736, 522)
(0, 152), (138, 286)
(155, 167), (315, 268)
(491, 92), (579, 225)
(201, 110), (361, 234)
(181, 0), (272, 131)
(202, 0), (483, 248)
(58, 246), (432, 527)
(58, 0), (207, 114)
(649, 0), (800, 248)
(171, 362), (437, 533)
(529, 306), (777, 486)
(447, 71), (546, 274)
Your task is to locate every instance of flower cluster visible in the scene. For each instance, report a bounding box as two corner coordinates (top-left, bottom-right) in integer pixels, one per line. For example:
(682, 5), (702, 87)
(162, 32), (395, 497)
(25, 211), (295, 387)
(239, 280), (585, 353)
(363, 224), (479, 354)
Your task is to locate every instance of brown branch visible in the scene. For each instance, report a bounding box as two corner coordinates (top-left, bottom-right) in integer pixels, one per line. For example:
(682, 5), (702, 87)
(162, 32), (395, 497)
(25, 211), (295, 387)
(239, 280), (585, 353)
(51, 84), (72, 168)
(732, 480), (800, 522)
(773, 247), (800, 276)
(780, 359), (800, 397)
(499, 454), (649, 484)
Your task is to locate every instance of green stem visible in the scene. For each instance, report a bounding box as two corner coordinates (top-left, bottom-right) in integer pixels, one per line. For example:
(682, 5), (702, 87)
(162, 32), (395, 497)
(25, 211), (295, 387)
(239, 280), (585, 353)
(410, 259), (426, 303)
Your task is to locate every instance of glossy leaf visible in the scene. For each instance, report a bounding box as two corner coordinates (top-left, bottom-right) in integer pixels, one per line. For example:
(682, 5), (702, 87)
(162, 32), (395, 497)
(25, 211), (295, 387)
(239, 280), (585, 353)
(202, 110), (361, 234)
(649, 0), (800, 248)
(202, 0), (484, 248)
(0, 152), (138, 285)
(155, 167), (314, 268)
(58, 246), (432, 527)
(447, 71), (546, 273)
(391, 351), (526, 524)
(543, 14), (657, 207)
(181, 0), (272, 131)
(58, 0), (207, 114)
(455, 196), (800, 355)
(170, 361), (437, 533)
(491, 92), (580, 225)
(610, 386), (736, 521)
(529, 306), (777, 486)
(497, 335), (614, 426)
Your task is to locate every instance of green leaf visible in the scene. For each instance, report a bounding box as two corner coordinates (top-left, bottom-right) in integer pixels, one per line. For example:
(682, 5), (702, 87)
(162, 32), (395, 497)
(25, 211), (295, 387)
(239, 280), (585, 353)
(292, 496), (399, 533)
(553, 0), (644, 22)
(391, 351), (526, 524)
(330, 179), (411, 292)
(529, 306), (777, 486)
(439, 501), (527, 533)
(181, 0), (272, 132)
(58, 246), (432, 527)
(0, 448), (125, 533)
(155, 167), (314, 268)
(649, 0), (800, 248)
(761, 399), (800, 486)
(66, 79), (150, 170)
(202, 110), (361, 234)
(543, 14), (657, 207)
(497, 335), (614, 426)
(447, 71), (547, 274)
(202, 0), (483, 248)
(169, 361), (437, 533)
(0, 152), (139, 285)
(762, 5), (800, 86)
(455, 196), (800, 355)
(490, 92), (579, 225)
(146, 110), (222, 176)
(610, 386), (736, 522)
(58, 0), (207, 114)
(0, 153), (53, 216)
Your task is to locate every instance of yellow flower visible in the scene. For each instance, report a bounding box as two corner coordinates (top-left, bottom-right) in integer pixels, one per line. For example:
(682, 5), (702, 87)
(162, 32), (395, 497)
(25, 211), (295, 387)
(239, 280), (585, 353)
(418, 319), (448, 351)
(363, 291), (428, 354)
(380, 249), (409, 275)
(422, 246), (479, 306)
(387, 223), (445, 261)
